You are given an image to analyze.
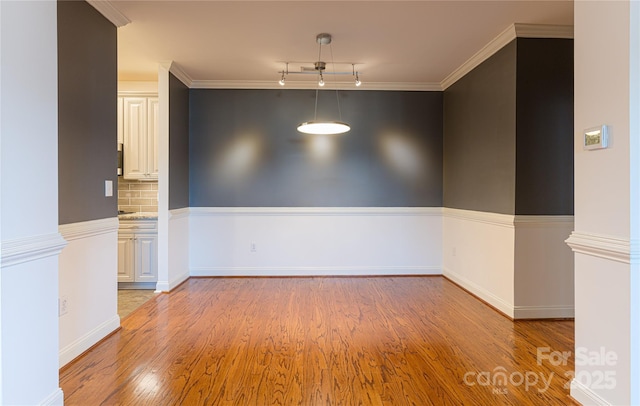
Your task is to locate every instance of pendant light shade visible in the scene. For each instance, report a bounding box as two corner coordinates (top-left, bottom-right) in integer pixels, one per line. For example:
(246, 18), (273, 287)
(297, 121), (350, 135)
(278, 33), (356, 136)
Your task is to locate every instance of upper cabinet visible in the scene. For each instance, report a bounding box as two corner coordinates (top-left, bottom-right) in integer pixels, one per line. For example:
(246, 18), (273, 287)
(119, 95), (158, 180)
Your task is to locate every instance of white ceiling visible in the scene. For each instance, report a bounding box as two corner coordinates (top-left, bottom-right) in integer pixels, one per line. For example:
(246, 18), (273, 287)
(109, 1), (574, 89)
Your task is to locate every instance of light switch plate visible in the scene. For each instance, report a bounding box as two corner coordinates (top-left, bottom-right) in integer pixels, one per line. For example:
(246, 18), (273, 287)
(105, 180), (113, 197)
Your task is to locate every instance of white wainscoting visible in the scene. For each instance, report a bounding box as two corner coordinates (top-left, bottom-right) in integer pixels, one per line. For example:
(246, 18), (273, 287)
(58, 217), (120, 367)
(443, 208), (516, 316)
(513, 216), (575, 319)
(1, 233), (66, 405)
(189, 207), (443, 276)
(157, 208), (190, 292)
(443, 208), (574, 319)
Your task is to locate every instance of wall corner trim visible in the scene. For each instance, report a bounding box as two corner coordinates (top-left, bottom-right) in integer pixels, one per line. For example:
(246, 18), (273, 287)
(38, 388), (65, 406)
(565, 231), (639, 264)
(169, 207), (190, 220)
(155, 270), (190, 293)
(570, 378), (612, 405)
(441, 23), (574, 90)
(86, 0), (131, 27)
(1, 233), (68, 268)
(59, 217), (119, 241)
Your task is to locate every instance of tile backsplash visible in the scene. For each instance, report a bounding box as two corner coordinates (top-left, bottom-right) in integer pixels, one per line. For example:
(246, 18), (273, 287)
(118, 177), (158, 213)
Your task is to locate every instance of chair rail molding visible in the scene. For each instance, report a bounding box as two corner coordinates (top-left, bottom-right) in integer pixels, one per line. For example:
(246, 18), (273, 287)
(59, 217), (119, 241)
(1, 233), (67, 268)
(566, 231), (640, 264)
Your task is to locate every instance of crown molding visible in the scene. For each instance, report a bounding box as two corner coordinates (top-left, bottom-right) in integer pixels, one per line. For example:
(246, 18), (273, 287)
(169, 64), (193, 88)
(190, 80), (441, 91)
(513, 23), (574, 39)
(86, 0), (130, 27)
(440, 23), (573, 90)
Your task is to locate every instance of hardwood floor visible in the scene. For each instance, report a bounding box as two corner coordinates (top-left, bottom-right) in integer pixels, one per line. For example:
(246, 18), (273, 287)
(60, 277), (575, 405)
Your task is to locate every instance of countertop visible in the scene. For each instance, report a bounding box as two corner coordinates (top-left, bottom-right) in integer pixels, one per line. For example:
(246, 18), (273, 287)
(118, 212), (158, 220)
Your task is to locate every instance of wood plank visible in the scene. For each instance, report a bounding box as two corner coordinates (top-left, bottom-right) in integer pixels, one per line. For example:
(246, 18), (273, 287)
(60, 276), (576, 405)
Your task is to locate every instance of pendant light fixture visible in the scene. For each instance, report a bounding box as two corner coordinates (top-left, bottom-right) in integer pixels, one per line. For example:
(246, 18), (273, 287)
(279, 33), (357, 135)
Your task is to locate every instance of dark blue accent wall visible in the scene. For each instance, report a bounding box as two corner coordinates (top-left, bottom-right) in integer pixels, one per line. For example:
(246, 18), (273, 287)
(443, 38), (574, 215)
(169, 73), (190, 210)
(515, 38), (574, 215)
(58, 0), (117, 224)
(189, 89), (443, 207)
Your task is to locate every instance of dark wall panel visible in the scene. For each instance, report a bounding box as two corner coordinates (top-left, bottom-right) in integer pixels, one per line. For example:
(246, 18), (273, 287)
(169, 73), (190, 209)
(515, 38), (574, 215)
(58, 0), (117, 224)
(443, 41), (517, 215)
(189, 89), (443, 207)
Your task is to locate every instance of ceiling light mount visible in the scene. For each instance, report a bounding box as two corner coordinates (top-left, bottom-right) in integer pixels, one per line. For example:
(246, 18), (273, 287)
(277, 33), (362, 88)
(316, 33), (332, 45)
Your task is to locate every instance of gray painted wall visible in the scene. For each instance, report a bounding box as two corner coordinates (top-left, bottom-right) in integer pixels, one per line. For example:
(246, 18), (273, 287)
(169, 73), (190, 210)
(515, 38), (574, 215)
(443, 41), (517, 215)
(443, 39), (574, 215)
(58, 0), (117, 224)
(189, 89), (443, 207)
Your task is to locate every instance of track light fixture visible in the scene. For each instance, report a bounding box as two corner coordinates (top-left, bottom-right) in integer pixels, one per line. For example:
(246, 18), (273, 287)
(277, 35), (362, 88)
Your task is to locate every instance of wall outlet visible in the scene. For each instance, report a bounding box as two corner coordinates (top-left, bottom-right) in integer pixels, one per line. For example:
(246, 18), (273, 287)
(59, 296), (69, 316)
(250, 243), (257, 253)
(452, 247), (457, 257)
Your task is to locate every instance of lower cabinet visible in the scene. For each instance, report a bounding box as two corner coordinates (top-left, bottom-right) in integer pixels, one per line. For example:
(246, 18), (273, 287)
(118, 218), (158, 288)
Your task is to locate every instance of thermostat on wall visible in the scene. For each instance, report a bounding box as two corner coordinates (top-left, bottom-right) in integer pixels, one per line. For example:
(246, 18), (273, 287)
(583, 125), (609, 150)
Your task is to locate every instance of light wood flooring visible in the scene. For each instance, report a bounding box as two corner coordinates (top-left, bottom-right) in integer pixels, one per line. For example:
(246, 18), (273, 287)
(61, 276), (575, 405)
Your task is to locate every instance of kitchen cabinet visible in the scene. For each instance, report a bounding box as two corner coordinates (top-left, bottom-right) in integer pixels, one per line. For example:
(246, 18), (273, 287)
(117, 218), (158, 288)
(120, 96), (158, 180)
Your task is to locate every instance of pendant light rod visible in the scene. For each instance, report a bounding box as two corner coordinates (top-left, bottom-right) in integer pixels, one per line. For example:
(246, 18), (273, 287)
(294, 33), (351, 135)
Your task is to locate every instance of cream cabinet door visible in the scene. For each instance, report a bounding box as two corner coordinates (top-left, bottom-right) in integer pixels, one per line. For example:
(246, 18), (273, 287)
(117, 235), (135, 282)
(123, 97), (148, 179)
(135, 234), (158, 282)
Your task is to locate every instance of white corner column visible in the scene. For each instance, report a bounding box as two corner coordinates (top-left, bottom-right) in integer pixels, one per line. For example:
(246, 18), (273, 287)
(568, 1), (640, 404)
(156, 62), (171, 292)
(0, 1), (66, 404)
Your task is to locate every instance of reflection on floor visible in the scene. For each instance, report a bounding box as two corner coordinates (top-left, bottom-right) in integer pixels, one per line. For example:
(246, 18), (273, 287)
(118, 289), (158, 319)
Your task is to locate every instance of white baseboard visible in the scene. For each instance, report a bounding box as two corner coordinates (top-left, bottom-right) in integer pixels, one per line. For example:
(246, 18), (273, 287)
(513, 305), (574, 319)
(59, 314), (120, 368)
(571, 378), (611, 405)
(39, 388), (64, 406)
(191, 266), (441, 277)
(156, 270), (190, 292)
(443, 267), (514, 317)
